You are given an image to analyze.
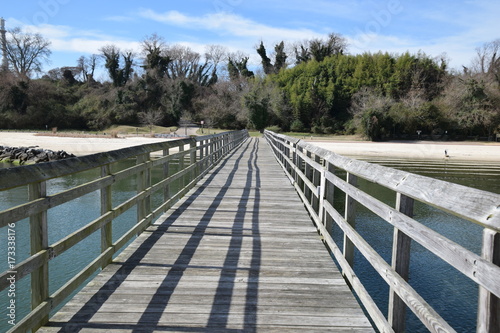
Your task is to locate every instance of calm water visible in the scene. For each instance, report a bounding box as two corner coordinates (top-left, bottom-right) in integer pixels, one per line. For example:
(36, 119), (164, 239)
(332, 156), (500, 333)
(0, 159), (182, 332)
(1, 157), (499, 332)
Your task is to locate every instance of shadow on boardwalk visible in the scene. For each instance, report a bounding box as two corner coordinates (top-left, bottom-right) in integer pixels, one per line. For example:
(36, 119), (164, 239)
(46, 139), (262, 332)
(40, 137), (373, 332)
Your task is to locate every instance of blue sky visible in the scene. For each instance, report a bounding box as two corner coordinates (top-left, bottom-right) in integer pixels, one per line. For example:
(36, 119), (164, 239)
(2, 0), (500, 79)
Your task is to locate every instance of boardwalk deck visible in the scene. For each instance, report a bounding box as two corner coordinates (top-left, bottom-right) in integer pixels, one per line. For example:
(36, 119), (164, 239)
(38, 137), (374, 332)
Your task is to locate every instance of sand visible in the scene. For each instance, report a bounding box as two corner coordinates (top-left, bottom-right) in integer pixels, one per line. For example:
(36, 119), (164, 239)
(0, 132), (174, 156)
(304, 139), (500, 162)
(1, 131), (499, 162)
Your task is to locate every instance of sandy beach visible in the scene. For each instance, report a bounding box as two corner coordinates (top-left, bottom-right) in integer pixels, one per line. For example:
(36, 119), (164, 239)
(0, 132), (174, 156)
(1, 131), (499, 162)
(305, 139), (500, 162)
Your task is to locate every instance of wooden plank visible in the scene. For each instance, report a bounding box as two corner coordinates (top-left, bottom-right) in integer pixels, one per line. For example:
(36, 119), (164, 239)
(343, 173), (357, 268)
(322, 200), (456, 333)
(28, 181), (49, 330)
(389, 193), (414, 332)
(294, 139), (500, 231)
(0, 132), (247, 191)
(100, 164), (112, 268)
(37, 137), (373, 332)
(327, 171), (500, 299)
(477, 229), (500, 333)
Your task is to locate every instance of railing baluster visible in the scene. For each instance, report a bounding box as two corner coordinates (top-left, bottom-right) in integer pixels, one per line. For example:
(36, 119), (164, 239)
(190, 141), (197, 180)
(100, 164), (112, 268)
(0, 130), (248, 333)
(163, 147), (170, 202)
(323, 161), (335, 234)
(312, 154), (322, 213)
(343, 172), (357, 268)
(29, 181), (49, 330)
(477, 229), (500, 333)
(179, 144), (185, 187)
(136, 152), (150, 226)
(389, 193), (414, 333)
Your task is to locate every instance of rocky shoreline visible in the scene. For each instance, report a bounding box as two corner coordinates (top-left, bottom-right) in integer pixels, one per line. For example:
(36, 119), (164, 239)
(0, 146), (76, 166)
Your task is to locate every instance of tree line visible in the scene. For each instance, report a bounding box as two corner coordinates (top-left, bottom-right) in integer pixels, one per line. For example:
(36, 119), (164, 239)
(0, 27), (499, 141)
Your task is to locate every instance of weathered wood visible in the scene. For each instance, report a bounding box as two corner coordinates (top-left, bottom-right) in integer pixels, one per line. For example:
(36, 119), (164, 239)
(313, 203), (394, 333)
(36, 137), (373, 333)
(323, 199), (456, 333)
(343, 173), (358, 268)
(162, 147), (170, 204)
(100, 164), (113, 268)
(477, 229), (500, 333)
(328, 171), (500, 299)
(1, 130), (249, 333)
(28, 181), (49, 330)
(136, 153), (148, 228)
(264, 130), (500, 333)
(388, 193), (414, 333)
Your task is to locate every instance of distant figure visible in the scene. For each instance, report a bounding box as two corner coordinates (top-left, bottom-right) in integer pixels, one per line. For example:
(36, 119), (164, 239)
(444, 149), (449, 158)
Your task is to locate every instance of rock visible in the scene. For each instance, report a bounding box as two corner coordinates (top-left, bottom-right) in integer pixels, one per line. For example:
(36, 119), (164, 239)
(0, 146), (75, 166)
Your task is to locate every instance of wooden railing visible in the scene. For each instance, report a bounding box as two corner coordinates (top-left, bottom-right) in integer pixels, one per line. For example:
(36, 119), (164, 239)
(0, 130), (248, 332)
(264, 130), (500, 333)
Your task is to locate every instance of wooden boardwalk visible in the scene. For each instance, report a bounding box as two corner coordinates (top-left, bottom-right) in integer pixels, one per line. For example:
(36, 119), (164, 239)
(38, 137), (374, 332)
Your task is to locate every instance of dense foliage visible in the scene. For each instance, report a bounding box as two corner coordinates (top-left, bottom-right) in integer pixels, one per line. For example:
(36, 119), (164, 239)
(0, 28), (499, 141)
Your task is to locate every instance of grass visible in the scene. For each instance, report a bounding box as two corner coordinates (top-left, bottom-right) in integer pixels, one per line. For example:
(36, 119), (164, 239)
(104, 125), (178, 135)
(6, 125), (364, 142)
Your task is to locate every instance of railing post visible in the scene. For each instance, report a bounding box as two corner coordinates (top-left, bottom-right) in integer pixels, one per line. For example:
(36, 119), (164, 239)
(324, 162), (335, 233)
(343, 173), (357, 268)
(100, 165), (112, 268)
(136, 153), (151, 226)
(312, 154), (322, 213)
(203, 138), (209, 167)
(388, 193), (414, 333)
(212, 137), (218, 163)
(211, 137), (216, 164)
(305, 150), (313, 205)
(190, 140), (197, 181)
(163, 147), (170, 203)
(291, 142), (298, 183)
(318, 163), (326, 225)
(29, 181), (48, 330)
(296, 146), (304, 189)
(179, 143), (185, 187)
(477, 229), (500, 333)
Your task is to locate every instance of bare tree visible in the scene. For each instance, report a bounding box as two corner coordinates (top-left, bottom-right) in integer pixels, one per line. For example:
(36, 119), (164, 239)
(205, 44), (227, 76)
(472, 39), (500, 77)
(138, 110), (164, 133)
(164, 45), (215, 85)
(5, 27), (51, 78)
(77, 54), (99, 82)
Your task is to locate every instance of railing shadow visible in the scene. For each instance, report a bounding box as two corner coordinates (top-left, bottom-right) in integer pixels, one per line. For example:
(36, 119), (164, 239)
(45, 138), (262, 332)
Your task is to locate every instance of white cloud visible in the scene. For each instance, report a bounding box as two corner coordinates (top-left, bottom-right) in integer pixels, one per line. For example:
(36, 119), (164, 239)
(51, 38), (141, 54)
(139, 9), (323, 42)
(7, 19), (142, 55)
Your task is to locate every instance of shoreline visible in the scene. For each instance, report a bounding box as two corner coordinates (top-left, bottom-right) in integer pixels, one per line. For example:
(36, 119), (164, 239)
(305, 139), (500, 162)
(0, 132), (499, 162)
(0, 132), (174, 157)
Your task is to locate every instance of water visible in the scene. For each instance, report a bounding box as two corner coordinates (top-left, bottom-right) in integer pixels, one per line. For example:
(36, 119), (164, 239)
(0, 159), (183, 332)
(1, 157), (499, 332)
(331, 156), (500, 333)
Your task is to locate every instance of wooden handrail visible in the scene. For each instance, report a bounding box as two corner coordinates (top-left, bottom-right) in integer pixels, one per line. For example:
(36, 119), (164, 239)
(0, 130), (248, 332)
(264, 130), (500, 333)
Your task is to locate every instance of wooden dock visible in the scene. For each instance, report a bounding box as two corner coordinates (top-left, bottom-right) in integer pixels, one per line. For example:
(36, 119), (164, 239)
(38, 137), (374, 332)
